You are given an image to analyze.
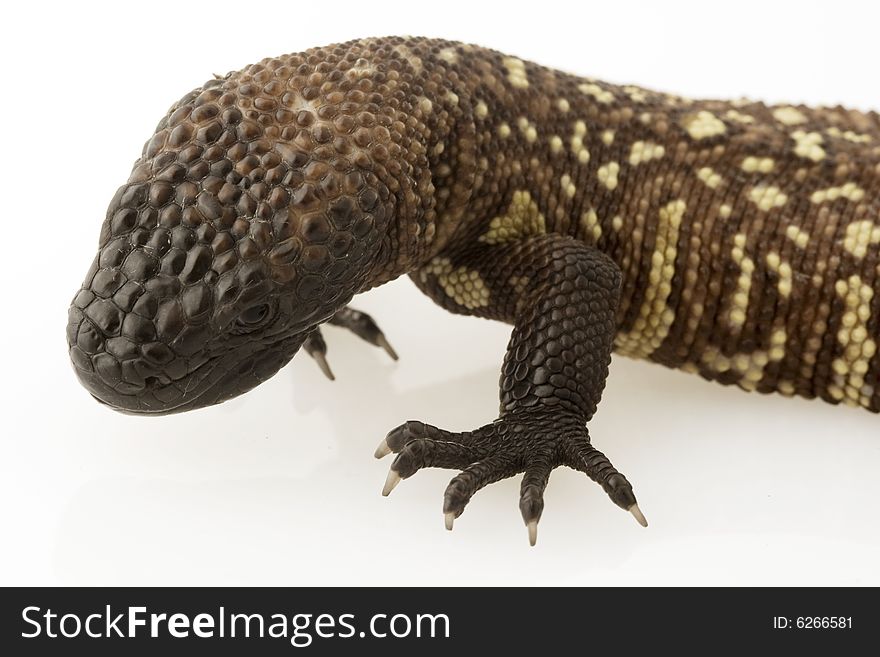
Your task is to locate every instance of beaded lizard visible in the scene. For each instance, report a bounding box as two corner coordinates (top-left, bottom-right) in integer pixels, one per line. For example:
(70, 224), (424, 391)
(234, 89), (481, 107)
(67, 37), (880, 544)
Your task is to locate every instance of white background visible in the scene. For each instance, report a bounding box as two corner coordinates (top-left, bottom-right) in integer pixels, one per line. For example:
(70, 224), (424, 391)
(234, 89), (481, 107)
(1, 0), (878, 586)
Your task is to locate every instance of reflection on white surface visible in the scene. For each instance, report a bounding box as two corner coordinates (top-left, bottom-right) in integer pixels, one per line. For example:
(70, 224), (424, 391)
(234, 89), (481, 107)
(2, 278), (878, 585)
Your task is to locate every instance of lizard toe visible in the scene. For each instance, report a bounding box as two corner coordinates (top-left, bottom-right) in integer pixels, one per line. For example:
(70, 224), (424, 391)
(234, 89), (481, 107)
(562, 436), (646, 526)
(377, 421), (487, 495)
(328, 306), (399, 360)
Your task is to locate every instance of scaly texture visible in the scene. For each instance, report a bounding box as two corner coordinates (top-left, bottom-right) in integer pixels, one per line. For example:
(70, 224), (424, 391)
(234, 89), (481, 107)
(68, 37), (880, 541)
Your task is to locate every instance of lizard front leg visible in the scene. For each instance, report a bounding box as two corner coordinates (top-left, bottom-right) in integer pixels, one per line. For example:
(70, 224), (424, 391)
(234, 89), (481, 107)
(376, 234), (646, 545)
(303, 306), (399, 380)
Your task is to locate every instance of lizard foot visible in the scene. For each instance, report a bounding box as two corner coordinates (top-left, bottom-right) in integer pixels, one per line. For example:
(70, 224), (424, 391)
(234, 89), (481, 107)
(303, 306), (398, 381)
(375, 413), (646, 545)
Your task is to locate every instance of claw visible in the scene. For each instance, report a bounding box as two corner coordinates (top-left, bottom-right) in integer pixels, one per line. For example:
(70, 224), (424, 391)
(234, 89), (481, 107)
(375, 334), (399, 361)
(303, 329), (335, 380)
(527, 519), (538, 546)
(381, 469), (401, 496)
(374, 438), (392, 459)
(311, 351), (335, 381)
(444, 511), (455, 531)
(328, 307), (399, 361)
(629, 503), (648, 527)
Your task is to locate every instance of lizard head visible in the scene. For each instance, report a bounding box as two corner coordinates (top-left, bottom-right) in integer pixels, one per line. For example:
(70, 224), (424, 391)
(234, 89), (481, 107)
(67, 76), (391, 415)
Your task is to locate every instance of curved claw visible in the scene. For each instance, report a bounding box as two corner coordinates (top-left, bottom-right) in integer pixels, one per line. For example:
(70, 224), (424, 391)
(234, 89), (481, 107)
(629, 503), (648, 528)
(375, 334), (399, 361)
(527, 520), (538, 546)
(311, 351), (335, 381)
(303, 329), (335, 380)
(381, 469), (401, 496)
(519, 461), (550, 544)
(444, 511), (455, 531)
(374, 438), (392, 459)
(328, 306), (399, 361)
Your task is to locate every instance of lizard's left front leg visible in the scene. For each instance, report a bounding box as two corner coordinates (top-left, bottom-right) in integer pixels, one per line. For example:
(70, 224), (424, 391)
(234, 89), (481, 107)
(376, 235), (646, 545)
(303, 306), (399, 381)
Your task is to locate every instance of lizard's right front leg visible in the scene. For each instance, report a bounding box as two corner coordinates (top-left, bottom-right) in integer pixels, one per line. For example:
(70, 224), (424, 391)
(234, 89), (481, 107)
(376, 234), (646, 544)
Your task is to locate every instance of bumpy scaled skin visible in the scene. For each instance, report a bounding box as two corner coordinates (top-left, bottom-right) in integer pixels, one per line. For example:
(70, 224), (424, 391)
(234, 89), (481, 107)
(68, 37), (880, 542)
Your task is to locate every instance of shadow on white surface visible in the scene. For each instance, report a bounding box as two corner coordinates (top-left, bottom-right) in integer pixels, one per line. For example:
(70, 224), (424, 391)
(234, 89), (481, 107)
(35, 280), (880, 585)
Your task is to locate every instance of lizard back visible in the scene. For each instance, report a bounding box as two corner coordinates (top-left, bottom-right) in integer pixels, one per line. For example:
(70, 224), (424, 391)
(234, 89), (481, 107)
(387, 38), (880, 410)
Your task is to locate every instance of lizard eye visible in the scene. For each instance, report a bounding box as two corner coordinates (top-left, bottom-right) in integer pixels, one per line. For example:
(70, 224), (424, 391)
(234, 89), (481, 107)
(236, 303), (272, 328)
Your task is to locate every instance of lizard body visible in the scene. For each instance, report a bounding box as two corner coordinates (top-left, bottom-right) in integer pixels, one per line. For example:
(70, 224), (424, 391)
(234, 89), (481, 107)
(67, 37), (880, 542)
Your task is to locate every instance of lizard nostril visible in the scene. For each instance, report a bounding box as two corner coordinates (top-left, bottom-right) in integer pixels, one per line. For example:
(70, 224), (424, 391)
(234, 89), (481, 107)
(144, 376), (161, 389)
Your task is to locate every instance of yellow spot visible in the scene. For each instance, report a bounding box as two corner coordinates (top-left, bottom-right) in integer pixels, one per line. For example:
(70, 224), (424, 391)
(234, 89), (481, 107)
(725, 109), (755, 124)
(498, 123), (511, 138)
(785, 225), (810, 249)
(420, 258), (491, 309)
(549, 135), (563, 154)
(719, 204), (732, 219)
(570, 120), (590, 164)
(624, 85), (649, 103)
(768, 330), (788, 362)
(842, 220), (880, 259)
(615, 199), (686, 358)
(517, 116), (538, 143)
(682, 111), (726, 140)
(578, 82), (614, 103)
(728, 233), (754, 328)
(701, 330), (787, 390)
(748, 184), (788, 212)
(765, 252), (793, 297)
(827, 126), (872, 143)
(792, 130), (825, 162)
(438, 47), (458, 64)
(809, 183), (866, 204)
(475, 101), (488, 119)
(697, 167), (722, 189)
(611, 215), (624, 231)
(393, 44), (422, 73)
(597, 162), (620, 190)
(502, 57), (529, 88)
(478, 190), (546, 245)
(629, 141), (665, 166)
(830, 275), (876, 408)
(601, 130), (615, 146)
(741, 156), (775, 173)
(419, 98), (433, 114)
(579, 209), (602, 242)
(508, 275), (529, 296)
(556, 98), (570, 113)
(560, 174), (576, 198)
(772, 106), (807, 126)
